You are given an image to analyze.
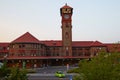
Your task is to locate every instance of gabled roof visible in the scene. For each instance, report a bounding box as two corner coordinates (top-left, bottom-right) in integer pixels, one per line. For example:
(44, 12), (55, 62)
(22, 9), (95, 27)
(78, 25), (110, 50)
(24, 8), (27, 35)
(40, 40), (62, 47)
(11, 32), (40, 43)
(91, 41), (106, 47)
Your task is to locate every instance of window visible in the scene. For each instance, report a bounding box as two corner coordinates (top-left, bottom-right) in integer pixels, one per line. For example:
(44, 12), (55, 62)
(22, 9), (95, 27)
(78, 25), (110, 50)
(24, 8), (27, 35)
(65, 32), (69, 39)
(19, 44), (25, 48)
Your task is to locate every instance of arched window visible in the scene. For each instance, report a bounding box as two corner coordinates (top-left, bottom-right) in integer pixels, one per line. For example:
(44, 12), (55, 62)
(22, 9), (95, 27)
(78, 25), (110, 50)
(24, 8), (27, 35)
(65, 32), (69, 39)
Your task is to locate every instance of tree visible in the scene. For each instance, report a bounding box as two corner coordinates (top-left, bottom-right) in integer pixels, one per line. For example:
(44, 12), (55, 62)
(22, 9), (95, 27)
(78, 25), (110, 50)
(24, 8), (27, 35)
(0, 62), (10, 79)
(69, 52), (120, 80)
(0, 63), (27, 80)
(7, 65), (27, 80)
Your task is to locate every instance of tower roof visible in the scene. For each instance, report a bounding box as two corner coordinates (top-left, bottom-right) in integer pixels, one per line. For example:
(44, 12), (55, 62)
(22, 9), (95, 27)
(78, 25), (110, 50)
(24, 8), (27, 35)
(11, 32), (40, 43)
(61, 3), (73, 9)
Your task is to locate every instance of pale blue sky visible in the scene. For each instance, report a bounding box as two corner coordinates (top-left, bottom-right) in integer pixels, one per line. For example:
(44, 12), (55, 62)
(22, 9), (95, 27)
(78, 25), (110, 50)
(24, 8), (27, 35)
(0, 0), (120, 43)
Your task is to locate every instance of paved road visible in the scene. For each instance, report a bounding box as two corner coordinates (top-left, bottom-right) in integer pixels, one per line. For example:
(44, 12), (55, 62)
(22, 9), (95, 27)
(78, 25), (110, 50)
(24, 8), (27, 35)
(27, 66), (76, 80)
(35, 66), (71, 73)
(28, 74), (70, 80)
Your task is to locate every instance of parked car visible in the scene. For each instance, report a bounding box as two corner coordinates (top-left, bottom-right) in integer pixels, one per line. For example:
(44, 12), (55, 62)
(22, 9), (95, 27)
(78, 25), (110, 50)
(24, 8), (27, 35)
(55, 71), (65, 78)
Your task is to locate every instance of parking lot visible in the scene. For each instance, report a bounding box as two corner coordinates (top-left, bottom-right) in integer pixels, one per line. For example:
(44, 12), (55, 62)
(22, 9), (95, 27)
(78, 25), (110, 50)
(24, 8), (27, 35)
(27, 66), (76, 80)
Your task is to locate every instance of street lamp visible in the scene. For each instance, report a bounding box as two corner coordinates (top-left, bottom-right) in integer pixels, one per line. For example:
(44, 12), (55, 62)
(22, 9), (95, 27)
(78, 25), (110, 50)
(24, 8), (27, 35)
(4, 54), (7, 63)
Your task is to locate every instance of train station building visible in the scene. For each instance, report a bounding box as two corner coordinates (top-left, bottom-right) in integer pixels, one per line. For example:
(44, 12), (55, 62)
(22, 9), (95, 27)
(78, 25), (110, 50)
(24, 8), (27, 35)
(0, 4), (120, 68)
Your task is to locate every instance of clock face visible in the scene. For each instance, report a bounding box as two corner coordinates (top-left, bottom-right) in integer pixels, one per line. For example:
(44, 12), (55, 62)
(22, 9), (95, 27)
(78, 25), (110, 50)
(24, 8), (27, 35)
(64, 14), (69, 19)
(62, 8), (71, 14)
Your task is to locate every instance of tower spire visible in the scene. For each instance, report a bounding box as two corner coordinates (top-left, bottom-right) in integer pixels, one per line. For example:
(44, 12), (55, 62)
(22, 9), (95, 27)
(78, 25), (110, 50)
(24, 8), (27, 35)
(65, 3), (67, 6)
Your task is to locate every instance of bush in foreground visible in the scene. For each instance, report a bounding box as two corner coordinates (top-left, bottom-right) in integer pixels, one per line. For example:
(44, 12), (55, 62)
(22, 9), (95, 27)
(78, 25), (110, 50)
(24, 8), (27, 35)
(68, 52), (120, 80)
(0, 63), (28, 80)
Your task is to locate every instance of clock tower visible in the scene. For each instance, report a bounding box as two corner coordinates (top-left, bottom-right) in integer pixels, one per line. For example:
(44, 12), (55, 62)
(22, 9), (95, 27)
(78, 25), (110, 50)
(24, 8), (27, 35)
(60, 4), (73, 56)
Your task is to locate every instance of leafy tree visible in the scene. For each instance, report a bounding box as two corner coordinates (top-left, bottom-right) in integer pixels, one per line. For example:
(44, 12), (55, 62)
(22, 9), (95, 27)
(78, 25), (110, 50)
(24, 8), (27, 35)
(0, 63), (27, 80)
(7, 65), (28, 80)
(69, 52), (120, 80)
(0, 62), (10, 79)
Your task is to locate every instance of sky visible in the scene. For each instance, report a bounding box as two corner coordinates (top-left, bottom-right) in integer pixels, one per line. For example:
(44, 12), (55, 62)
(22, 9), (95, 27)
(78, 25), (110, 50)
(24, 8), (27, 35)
(0, 0), (120, 43)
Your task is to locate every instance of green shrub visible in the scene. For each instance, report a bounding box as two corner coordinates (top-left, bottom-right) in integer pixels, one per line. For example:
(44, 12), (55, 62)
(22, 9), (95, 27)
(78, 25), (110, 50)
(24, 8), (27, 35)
(71, 52), (120, 80)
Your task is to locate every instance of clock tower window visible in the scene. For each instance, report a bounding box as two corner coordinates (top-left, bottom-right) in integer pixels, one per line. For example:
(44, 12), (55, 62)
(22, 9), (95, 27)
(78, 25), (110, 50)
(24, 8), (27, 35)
(65, 32), (69, 39)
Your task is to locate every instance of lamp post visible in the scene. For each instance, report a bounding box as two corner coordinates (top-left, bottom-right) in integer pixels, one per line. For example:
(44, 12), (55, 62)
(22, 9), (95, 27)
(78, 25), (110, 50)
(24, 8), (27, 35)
(4, 54), (7, 64)
(22, 60), (26, 69)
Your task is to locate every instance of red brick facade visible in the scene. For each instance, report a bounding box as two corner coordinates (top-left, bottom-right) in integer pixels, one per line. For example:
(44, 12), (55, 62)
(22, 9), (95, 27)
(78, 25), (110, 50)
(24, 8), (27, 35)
(0, 32), (117, 68)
